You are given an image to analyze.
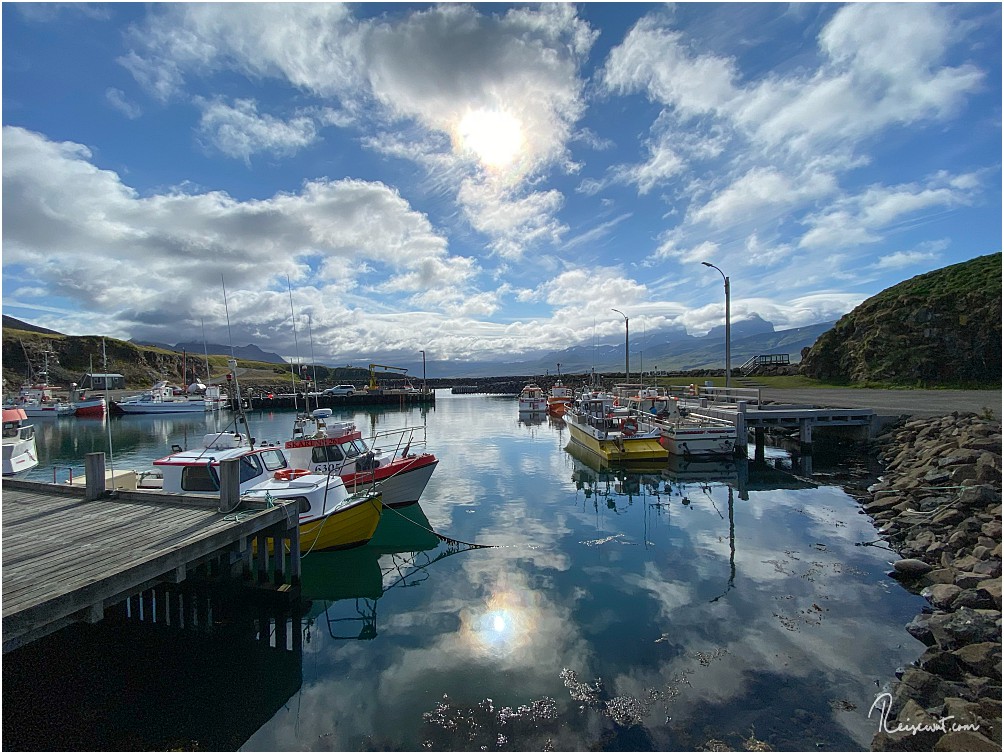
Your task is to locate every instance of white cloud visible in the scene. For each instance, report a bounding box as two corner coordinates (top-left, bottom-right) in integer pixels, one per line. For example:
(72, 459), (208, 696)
(689, 167), (837, 228)
(1, 126), (466, 335)
(105, 87), (142, 119)
(197, 98), (318, 163)
(121, 2), (596, 269)
(799, 174), (977, 250)
(601, 17), (738, 117)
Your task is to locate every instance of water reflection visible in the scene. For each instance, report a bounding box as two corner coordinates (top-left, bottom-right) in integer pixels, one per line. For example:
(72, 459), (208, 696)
(10, 393), (927, 751)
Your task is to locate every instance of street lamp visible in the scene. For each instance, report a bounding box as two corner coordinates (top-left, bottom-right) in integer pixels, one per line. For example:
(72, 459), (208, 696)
(611, 308), (629, 384)
(419, 350), (427, 395)
(702, 262), (731, 388)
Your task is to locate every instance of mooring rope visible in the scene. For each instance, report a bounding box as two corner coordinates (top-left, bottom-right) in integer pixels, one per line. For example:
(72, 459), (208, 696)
(379, 500), (498, 549)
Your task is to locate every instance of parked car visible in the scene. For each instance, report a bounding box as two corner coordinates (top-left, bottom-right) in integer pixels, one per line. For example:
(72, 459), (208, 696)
(324, 385), (357, 396)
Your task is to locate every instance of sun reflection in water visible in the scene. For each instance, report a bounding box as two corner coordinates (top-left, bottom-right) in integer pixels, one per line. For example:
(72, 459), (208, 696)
(462, 588), (539, 658)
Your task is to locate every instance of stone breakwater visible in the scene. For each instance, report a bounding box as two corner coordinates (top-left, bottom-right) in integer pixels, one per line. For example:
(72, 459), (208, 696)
(859, 412), (1001, 751)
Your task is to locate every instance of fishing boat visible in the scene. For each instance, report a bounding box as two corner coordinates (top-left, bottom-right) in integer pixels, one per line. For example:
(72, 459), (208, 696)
(2, 408), (39, 476)
(112, 381), (212, 414)
(619, 389), (736, 458)
(137, 431), (383, 551)
(13, 397), (75, 418)
(564, 389), (669, 463)
(283, 408), (439, 508)
(101, 358), (383, 551)
(546, 379), (573, 416)
(7, 350), (75, 417)
(518, 383), (547, 414)
(71, 394), (107, 418)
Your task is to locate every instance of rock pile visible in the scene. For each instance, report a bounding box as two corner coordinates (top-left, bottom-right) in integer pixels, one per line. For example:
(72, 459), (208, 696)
(860, 412), (1001, 751)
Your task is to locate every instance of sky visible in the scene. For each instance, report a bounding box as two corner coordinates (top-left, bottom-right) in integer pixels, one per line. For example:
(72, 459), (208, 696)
(2, 1), (1001, 369)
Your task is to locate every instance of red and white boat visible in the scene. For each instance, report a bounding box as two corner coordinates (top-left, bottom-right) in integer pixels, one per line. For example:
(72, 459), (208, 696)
(11, 381), (75, 417)
(72, 394), (107, 417)
(2, 408), (38, 476)
(518, 383), (547, 414)
(546, 379), (573, 416)
(283, 409), (438, 508)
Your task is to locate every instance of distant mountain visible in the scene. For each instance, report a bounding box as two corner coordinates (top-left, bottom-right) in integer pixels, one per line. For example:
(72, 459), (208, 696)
(129, 339), (287, 365)
(414, 317), (835, 378)
(2, 315), (63, 336)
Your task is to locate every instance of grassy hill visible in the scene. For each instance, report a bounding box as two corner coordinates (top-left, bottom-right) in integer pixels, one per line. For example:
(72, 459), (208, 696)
(799, 253), (1002, 387)
(1, 328), (367, 393)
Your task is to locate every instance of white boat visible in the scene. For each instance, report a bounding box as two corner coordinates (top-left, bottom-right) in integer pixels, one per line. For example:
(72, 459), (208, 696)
(9, 378), (74, 417)
(14, 398), (75, 418)
(140, 431), (384, 551)
(2, 408), (39, 476)
(518, 383), (547, 413)
(112, 381), (212, 414)
(87, 358), (384, 552)
(282, 408), (439, 508)
(615, 385), (737, 458)
(564, 389), (668, 463)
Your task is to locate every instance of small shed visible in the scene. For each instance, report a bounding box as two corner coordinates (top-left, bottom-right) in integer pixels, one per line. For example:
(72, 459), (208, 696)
(78, 373), (126, 390)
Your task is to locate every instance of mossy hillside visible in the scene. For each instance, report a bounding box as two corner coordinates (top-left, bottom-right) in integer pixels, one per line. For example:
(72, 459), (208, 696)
(800, 254), (1002, 387)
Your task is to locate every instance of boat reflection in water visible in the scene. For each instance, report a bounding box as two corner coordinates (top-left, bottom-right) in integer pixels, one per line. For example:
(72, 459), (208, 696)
(301, 502), (466, 643)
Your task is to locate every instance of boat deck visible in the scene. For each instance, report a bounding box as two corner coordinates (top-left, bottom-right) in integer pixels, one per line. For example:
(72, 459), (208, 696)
(2, 479), (302, 653)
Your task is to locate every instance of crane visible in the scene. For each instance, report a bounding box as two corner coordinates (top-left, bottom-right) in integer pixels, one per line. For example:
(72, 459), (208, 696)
(368, 364), (408, 391)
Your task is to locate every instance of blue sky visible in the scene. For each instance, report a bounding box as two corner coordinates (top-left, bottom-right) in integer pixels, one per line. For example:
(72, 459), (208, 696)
(2, 2), (1001, 367)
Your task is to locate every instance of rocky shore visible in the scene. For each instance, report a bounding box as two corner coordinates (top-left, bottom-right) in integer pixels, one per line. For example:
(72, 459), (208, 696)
(858, 412), (1001, 751)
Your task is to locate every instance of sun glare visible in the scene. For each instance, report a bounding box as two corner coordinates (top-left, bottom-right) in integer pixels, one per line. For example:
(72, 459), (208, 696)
(456, 108), (523, 169)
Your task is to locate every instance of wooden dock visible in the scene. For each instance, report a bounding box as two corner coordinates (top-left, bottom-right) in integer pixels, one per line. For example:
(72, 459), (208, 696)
(673, 385), (878, 454)
(2, 475), (304, 654)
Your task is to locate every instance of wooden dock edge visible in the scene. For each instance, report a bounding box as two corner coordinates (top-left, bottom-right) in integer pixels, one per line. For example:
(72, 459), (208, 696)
(2, 477), (306, 654)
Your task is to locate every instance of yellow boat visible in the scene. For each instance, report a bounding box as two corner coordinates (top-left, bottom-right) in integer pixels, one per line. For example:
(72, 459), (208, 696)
(298, 488), (383, 552)
(564, 391), (669, 463)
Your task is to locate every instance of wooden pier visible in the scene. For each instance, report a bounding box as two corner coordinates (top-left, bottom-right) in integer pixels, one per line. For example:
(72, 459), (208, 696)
(2, 457), (306, 653)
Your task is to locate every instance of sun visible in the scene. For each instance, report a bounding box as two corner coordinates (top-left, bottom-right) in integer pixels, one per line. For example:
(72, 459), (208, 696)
(456, 108), (523, 169)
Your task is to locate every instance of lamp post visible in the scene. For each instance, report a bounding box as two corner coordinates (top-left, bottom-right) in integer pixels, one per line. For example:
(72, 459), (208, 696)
(701, 262), (731, 388)
(611, 308), (629, 384)
(419, 350), (427, 395)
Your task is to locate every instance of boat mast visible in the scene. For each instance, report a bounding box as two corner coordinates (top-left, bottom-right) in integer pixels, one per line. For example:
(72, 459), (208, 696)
(286, 276), (303, 414)
(202, 318), (211, 383)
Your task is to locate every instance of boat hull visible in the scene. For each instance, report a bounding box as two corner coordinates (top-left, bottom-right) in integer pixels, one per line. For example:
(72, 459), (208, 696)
(298, 493), (383, 552)
(342, 455), (438, 508)
(565, 421), (668, 463)
(659, 427), (737, 458)
(2, 439), (38, 476)
(73, 398), (107, 417)
(113, 401), (210, 414)
(19, 404), (74, 418)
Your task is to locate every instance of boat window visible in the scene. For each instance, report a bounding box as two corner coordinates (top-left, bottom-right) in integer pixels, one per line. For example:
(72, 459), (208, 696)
(181, 464), (218, 492)
(312, 444), (344, 463)
(260, 449), (286, 471)
(240, 454), (263, 483)
(340, 441), (361, 458)
(352, 440), (369, 455)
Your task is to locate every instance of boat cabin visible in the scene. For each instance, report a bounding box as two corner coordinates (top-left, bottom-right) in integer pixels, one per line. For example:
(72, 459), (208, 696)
(285, 409), (378, 474)
(153, 432), (291, 494)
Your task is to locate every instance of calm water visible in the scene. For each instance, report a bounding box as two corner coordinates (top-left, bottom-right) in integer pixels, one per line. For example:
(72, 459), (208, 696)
(4, 391), (926, 751)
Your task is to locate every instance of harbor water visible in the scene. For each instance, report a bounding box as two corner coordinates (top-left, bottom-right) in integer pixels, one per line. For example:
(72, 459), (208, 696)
(3, 390), (926, 751)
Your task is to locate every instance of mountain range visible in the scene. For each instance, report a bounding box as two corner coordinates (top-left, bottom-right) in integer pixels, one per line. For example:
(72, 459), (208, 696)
(3, 314), (833, 379)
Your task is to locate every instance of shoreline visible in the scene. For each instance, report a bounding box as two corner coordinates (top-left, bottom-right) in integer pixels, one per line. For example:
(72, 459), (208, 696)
(855, 412), (1001, 751)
